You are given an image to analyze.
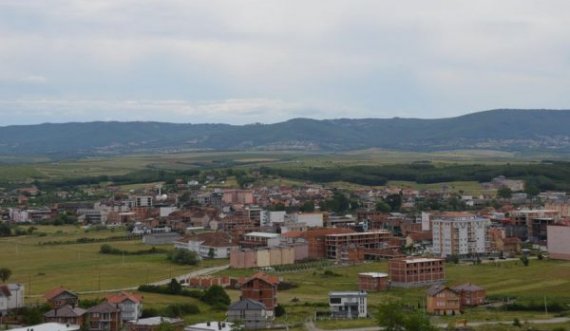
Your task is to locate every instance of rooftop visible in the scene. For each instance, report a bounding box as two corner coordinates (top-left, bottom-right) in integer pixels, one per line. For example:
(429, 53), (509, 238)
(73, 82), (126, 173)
(359, 272), (389, 278)
(131, 317), (183, 326)
(8, 323), (80, 331)
(329, 291), (368, 297)
(244, 232), (280, 238)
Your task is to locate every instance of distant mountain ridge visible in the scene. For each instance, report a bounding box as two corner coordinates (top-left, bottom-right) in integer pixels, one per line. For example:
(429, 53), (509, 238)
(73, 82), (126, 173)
(0, 109), (569, 157)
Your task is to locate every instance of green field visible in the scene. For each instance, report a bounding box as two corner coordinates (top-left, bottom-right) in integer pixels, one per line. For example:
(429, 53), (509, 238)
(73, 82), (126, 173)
(215, 259), (570, 328)
(0, 226), (225, 301)
(0, 148), (546, 183)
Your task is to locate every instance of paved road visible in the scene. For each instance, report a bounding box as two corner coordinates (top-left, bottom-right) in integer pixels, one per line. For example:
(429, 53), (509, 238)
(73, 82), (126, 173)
(26, 264), (230, 297)
(305, 317), (570, 331)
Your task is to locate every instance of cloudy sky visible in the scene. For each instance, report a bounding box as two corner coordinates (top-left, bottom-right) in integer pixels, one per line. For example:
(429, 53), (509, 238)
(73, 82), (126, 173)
(1, 0), (569, 125)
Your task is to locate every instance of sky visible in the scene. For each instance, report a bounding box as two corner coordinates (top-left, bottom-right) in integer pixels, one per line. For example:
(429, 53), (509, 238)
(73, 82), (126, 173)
(1, 0), (570, 125)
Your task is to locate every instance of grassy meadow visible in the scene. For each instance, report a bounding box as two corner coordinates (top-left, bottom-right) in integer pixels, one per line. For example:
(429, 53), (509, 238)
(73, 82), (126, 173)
(0, 225), (225, 301)
(214, 259), (570, 328)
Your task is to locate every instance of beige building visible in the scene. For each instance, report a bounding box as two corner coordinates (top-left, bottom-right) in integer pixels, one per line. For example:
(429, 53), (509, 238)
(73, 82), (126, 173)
(547, 225), (570, 260)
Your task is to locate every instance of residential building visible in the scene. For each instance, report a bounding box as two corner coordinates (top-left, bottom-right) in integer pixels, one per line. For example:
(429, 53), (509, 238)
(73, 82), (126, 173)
(432, 216), (490, 258)
(0, 283), (24, 315)
(452, 284), (486, 307)
(240, 232), (281, 248)
(545, 202), (570, 218)
(358, 273), (389, 292)
(389, 257), (445, 288)
(230, 243), (307, 268)
(86, 301), (122, 331)
(8, 323), (80, 331)
(44, 305), (86, 325)
(126, 317), (184, 331)
(175, 232), (237, 259)
(291, 213), (323, 228)
(511, 209), (561, 242)
(324, 230), (395, 259)
(547, 225), (570, 260)
(223, 190), (254, 205)
(185, 322), (234, 331)
(226, 299), (270, 330)
(426, 285), (461, 315)
(240, 273), (279, 314)
(105, 292), (143, 322)
(44, 288), (79, 309)
(328, 291), (368, 319)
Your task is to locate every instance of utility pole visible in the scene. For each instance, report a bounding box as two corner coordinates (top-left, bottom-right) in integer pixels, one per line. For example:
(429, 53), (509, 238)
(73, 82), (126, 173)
(544, 296), (548, 316)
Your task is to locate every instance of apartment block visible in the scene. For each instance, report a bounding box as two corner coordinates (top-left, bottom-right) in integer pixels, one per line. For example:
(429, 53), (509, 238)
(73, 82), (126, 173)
(324, 230), (394, 259)
(432, 217), (490, 258)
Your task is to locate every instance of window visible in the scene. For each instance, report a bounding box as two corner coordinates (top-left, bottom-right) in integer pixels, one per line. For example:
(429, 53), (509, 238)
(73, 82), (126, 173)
(330, 297), (341, 304)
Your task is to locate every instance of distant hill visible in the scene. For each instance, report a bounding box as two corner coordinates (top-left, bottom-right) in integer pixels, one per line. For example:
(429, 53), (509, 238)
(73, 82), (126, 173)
(0, 109), (569, 158)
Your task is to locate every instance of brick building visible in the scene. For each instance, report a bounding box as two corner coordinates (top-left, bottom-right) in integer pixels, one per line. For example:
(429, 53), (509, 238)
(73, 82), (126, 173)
(547, 225), (570, 260)
(324, 230), (395, 259)
(239, 273), (279, 316)
(389, 257), (445, 288)
(426, 285), (461, 315)
(452, 283), (486, 307)
(358, 272), (389, 292)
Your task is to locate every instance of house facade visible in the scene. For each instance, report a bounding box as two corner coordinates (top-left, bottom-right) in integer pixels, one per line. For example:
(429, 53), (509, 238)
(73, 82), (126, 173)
(174, 232), (237, 259)
(44, 305), (86, 326)
(358, 273), (389, 292)
(239, 273), (279, 315)
(432, 217), (490, 258)
(452, 283), (486, 307)
(328, 291), (368, 318)
(86, 302), (121, 331)
(426, 285), (461, 315)
(226, 299), (270, 330)
(44, 288), (79, 309)
(389, 257), (445, 288)
(106, 292), (143, 322)
(0, 283), (24, 315)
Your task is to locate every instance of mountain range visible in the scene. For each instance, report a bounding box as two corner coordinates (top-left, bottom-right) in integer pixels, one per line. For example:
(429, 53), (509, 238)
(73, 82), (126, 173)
(0, 109), (569, 158)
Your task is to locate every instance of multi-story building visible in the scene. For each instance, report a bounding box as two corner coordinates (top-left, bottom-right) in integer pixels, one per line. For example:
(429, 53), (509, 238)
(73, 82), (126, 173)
(0, 284), (25, 315)
(432, 217), (490, 258)
(389, 257), (445, 288)
(44, 288), (79, 309)
(86, 302), (121, 331)
(223, 190), (254, 205)
(547, 225), (570, 260)
(358, 273), (389, 292)
(324, 230), (395, 259)
(511, 209), (561, 242)
(240, 232), (281, 248)
(239, 273), (279, 315)
(426, 285), (461, 315)
(105, 292), (143, 322)
(328, 291), (368, 318)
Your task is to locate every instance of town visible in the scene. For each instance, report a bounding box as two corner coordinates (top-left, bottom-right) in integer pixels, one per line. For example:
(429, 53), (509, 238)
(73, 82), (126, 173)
(1, 167), (570, 331)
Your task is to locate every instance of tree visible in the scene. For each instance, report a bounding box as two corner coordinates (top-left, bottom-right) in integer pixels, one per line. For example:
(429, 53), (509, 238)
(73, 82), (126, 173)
(274, 304), (286, 317)
(0, 223), (11, 237)
(167, 249), (200, 265)
(375, 201), (391, 213)
(497, 186), (513, 199)
(0, 267), (12, 282)
(168, 278), (182, 294)
(201, 285), (231, 307)
(299, 201), (315, 212)
(520, 255), (530, 267)
(208, 248), (216, 259)
(384, 193), (402, 212)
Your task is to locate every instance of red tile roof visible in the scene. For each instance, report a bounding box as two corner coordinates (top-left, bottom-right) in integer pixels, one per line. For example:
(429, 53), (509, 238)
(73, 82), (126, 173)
(44, 287), (76, 300)
(105, 292), (143, 304)
(241, 272), (280, 286)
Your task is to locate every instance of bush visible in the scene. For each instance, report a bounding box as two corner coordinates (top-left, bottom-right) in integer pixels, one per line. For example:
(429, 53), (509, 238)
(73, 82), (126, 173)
(275, 304), (286, 317)
(201, 285), (231, 307)
(167, 249), (200, 265)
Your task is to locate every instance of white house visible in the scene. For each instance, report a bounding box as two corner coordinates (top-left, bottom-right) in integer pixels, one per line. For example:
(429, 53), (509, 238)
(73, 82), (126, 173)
(106, 292), (143, 322)
(292, 213), (323, 228)
(175, 232), (237, 259)
(0, 283), (24, 315)
(329, 291), (368, 318)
